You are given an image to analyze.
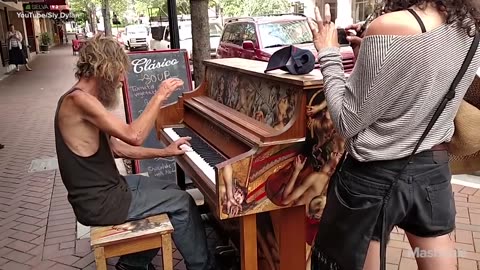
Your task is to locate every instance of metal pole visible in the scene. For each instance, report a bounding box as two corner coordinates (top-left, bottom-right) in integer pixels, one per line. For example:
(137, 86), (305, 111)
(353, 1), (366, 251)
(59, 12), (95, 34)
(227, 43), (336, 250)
(167, 0), (180, 49)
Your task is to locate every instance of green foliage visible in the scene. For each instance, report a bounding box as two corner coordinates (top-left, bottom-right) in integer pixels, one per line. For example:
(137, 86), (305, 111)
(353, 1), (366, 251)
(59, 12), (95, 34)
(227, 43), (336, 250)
(40, 32), (51, 45)
(135, 0), (190, 17)
(69, 0), (128, 18)
(109, 0), (129, 16)
(212, 0), (290, 17)
(73, 11), (88, 24)
(69, 0), (98, 13)
(135, 0), (289, 20)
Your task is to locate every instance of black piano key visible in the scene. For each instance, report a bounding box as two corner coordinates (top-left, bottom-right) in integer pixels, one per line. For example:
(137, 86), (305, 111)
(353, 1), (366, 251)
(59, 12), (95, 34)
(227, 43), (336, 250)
(172, 127), (227, 166)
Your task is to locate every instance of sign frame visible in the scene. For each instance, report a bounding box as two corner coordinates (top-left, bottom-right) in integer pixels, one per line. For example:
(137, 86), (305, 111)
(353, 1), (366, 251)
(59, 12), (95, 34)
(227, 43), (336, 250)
(122, 49), (193, 175)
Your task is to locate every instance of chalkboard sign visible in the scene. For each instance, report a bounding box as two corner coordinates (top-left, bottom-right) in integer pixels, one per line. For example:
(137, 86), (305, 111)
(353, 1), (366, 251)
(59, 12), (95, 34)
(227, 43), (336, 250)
(122, 49), (192, 180)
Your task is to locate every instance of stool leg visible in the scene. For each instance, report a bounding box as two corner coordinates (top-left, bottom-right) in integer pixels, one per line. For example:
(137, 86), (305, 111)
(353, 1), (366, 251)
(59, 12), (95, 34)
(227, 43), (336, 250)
(161, 234), (173, 270)
(94, 247), (107, 270)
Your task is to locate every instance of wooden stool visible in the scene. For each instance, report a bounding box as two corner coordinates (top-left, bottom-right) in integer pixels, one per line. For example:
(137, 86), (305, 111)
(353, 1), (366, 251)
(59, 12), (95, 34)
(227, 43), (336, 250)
(90, 214), (174, 270)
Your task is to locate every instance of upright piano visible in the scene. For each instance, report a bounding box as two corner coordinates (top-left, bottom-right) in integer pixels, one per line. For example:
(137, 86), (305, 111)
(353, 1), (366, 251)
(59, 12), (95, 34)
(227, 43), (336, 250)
(156, 58), (345, 270)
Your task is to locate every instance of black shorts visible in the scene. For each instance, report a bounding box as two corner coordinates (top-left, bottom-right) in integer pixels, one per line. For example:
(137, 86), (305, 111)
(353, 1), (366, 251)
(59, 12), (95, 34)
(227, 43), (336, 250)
(340, 149), (456, 242)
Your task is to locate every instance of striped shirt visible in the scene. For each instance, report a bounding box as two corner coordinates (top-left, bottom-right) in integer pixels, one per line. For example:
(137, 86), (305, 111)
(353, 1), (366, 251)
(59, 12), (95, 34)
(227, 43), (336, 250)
(318, 23), (480, 162)
(10, 39), (19, 47)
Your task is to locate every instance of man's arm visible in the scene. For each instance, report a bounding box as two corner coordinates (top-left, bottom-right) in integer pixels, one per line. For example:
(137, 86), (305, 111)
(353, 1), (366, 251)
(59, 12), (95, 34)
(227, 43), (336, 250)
(72, 78), (183, 146)
(110, 136), (191, 159)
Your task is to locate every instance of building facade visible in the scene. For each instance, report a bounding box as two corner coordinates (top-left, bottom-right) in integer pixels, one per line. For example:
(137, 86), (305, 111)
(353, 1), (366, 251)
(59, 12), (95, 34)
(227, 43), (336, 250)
(0, 1), (31, 73)
(0, 0), (69, 73)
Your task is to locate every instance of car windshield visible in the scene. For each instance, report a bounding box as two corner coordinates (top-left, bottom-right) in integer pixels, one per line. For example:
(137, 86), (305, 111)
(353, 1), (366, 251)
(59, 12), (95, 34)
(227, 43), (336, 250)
(209, 23), (223, 37)
(258, 20), (313, 48)
(178, 22), (223, 40)
(127, 26), (147, 35)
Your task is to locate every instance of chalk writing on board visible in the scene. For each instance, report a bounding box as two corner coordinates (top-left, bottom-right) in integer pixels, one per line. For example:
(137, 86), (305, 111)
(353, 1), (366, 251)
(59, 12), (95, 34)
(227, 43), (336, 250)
(132, 58), (180, 74)
(138, 71), (172, 88)
(153, 157), (171, 161)
(147, 162), (176, 177)
(131, 85), (156, 98)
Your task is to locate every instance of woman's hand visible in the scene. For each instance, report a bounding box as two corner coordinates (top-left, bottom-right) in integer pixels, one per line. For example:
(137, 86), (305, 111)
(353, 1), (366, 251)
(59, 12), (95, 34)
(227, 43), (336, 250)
(308, 4), (339, 51)
(345, 23), (364, 58)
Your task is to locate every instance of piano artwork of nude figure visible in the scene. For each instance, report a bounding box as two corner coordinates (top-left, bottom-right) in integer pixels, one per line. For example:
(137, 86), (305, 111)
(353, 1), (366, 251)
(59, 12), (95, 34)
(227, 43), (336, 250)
(156, 58), (345, 270)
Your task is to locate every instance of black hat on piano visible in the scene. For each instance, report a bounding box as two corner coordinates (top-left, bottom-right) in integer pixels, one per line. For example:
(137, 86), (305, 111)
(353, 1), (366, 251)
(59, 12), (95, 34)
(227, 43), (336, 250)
(264, 45), (315, 75)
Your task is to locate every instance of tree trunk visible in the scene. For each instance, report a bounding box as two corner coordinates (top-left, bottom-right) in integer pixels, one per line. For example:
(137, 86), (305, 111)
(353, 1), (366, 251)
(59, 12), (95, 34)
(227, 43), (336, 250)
(102, 0), (112, 36)
(89, 4), (97, 34)
(190, 0), (210, 86)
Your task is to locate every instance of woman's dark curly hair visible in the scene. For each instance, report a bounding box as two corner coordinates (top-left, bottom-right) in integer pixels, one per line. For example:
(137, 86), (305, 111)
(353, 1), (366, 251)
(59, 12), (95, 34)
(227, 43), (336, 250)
(382, 0), (480, 36)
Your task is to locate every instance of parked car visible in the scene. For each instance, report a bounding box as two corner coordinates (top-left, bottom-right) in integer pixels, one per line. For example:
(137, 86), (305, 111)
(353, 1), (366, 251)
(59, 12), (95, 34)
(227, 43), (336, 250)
(122, 24), (150, 51)
(116, 30), (124, 46)
(150, 21), (224, 59)
(216, 14), (355, 73)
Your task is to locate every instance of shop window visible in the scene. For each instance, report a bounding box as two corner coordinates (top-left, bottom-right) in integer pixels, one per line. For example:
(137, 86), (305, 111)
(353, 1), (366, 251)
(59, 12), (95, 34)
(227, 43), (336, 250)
(353, 0), (374, 23)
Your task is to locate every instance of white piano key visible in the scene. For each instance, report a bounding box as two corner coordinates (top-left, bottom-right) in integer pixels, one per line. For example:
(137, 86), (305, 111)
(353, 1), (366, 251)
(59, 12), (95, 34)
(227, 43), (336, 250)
(164, 128), (216, 184)
(179, 144), (193, 152)
(164, 128), (179, 140)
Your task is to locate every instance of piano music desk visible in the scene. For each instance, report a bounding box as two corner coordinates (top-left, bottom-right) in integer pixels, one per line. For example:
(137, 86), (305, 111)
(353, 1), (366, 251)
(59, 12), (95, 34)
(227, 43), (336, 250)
(157, 58), (341, 270)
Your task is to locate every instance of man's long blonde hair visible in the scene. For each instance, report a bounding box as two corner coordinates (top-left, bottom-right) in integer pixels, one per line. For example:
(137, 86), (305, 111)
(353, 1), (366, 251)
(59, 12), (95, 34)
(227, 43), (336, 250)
(75, 34), (129, 83)
(75, 34), (129, 108)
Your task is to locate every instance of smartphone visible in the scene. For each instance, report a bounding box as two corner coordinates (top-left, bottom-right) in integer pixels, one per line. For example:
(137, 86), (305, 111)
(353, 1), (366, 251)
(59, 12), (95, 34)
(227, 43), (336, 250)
(337, 28), (350, 46)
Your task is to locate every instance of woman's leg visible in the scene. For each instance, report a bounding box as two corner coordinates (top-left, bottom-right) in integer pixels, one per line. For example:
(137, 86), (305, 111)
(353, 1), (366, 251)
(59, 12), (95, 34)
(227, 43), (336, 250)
(24, 54), (32, 70)
(406, 232), (456, 270)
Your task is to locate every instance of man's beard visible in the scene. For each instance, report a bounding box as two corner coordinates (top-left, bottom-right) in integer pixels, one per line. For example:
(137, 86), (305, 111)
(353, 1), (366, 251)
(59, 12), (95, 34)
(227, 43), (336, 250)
(98, 80), (122, 110)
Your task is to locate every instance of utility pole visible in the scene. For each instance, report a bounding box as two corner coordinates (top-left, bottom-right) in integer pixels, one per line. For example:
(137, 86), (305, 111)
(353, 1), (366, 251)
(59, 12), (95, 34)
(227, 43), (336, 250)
(167, 0), (180, 49)
(102, 0), (112, 36)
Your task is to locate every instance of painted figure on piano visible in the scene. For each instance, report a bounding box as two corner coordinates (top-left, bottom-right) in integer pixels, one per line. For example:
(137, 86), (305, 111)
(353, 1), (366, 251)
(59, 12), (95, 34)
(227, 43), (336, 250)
(219, 163), (249, 217)
(207, 69), (297, 129)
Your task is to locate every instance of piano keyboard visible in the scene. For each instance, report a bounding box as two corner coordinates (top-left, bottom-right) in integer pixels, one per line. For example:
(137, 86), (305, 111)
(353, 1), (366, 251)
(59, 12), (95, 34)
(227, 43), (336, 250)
(164, 127), (227, 184)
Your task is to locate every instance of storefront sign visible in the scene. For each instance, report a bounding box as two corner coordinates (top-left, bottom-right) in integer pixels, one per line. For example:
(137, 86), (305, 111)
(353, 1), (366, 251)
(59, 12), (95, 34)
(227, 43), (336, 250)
(23, 3), (50, 11)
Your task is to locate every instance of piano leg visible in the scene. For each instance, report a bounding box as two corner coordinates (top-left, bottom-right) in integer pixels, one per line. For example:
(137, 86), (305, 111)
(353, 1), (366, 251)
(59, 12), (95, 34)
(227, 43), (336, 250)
(240, 214), (258, 270)
(176, 163), (186, 190)
(277, 206), (306, 270)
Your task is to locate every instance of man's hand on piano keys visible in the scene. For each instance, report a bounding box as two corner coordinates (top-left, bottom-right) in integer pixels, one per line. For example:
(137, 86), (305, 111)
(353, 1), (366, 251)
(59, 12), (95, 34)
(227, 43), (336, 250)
(157, 78), (184, 99)
(165, 136), (192, 156)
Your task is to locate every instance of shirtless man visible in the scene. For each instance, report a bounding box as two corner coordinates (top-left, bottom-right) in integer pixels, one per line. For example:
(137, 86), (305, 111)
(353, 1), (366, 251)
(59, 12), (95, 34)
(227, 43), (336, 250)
(54, 35), (211, 270)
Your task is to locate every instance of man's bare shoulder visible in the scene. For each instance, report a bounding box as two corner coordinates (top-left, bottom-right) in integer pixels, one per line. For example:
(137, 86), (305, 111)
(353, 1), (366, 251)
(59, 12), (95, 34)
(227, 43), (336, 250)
(66, 89), (107, 116)
(67, 90), (95, 106)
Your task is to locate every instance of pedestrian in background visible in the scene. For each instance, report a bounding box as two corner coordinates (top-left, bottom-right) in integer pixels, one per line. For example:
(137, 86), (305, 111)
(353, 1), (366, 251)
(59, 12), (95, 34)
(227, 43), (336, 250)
(7, 24), (32, 72)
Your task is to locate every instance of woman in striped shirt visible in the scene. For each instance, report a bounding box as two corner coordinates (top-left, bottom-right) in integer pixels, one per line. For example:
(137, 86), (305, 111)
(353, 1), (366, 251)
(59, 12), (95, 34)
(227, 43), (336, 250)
(309, 1), (480, 270)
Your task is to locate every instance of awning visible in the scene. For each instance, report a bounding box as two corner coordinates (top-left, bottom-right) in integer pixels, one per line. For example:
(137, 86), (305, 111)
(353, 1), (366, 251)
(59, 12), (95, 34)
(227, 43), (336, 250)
(2, 0), (48, 2)
(23, 2), (69, 12)
(3, 0), (67, 4)
(44, 0), (66, 5)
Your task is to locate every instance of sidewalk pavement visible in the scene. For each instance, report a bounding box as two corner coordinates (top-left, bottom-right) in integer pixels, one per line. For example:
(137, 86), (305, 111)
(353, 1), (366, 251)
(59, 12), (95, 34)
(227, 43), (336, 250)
(1, 45), (480, 270)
